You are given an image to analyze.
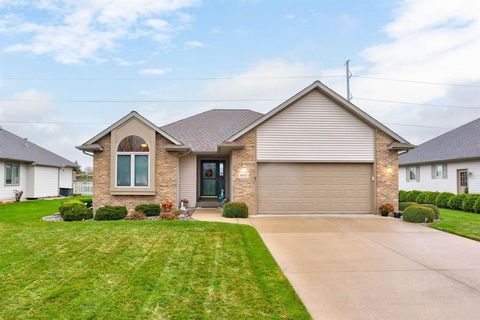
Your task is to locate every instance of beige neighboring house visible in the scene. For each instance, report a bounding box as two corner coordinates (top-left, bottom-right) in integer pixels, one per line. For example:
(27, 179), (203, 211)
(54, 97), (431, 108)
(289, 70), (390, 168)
(0, 128), (78, 201)
(78, 81), (413, 214)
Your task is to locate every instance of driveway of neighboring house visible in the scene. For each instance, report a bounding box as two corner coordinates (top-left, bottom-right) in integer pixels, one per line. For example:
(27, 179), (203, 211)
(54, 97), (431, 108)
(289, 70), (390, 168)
(247, 215), (480, 320)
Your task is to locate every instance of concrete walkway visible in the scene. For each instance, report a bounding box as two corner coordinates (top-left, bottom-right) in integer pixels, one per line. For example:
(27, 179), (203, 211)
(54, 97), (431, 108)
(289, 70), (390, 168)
(195, 211), (480, 320)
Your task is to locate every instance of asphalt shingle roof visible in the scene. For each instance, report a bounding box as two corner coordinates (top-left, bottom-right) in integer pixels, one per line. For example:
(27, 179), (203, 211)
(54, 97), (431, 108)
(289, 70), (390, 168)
(161, 109), (263, 152)
(400, 118), (480, 165)
(0, 128), (78, 167)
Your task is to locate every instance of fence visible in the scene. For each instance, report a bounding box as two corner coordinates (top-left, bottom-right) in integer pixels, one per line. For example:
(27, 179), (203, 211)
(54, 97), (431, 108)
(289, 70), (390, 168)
(73, 180), (93, 195)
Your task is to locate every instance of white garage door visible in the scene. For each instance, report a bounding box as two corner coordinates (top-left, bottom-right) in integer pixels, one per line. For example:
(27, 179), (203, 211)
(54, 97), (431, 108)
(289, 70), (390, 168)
(257, 163), (373, 214)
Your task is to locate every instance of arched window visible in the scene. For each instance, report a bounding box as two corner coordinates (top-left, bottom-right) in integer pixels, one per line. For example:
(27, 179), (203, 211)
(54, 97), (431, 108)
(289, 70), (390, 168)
(116, 135), (149, 187)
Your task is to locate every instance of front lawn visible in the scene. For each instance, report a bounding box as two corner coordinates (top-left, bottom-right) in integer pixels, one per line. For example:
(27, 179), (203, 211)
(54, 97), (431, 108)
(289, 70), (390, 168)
(0, 199), (310, 319)
(431, 208), (480, 241)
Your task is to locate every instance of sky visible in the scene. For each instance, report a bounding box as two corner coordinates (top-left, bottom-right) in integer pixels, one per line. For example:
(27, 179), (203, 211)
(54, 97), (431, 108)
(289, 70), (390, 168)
(0, 0), (479, 168)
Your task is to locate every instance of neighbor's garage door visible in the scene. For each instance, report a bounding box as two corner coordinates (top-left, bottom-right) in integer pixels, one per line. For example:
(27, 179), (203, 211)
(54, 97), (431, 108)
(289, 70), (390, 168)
(257, 163), (373, 214)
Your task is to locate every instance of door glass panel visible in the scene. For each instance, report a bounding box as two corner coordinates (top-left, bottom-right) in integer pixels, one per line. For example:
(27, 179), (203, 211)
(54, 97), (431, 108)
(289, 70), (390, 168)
(460, 171), (468, 187)
(117, 155), (131, 186)
(135, 155), (148, 186)
(202, 162), (217, 196)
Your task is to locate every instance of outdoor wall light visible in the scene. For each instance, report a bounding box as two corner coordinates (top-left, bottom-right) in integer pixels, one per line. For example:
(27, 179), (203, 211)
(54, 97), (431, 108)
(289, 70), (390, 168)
(386, 162), (392, 173)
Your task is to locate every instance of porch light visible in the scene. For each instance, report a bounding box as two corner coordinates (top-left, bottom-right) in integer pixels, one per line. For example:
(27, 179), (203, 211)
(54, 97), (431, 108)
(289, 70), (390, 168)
(386, 161), (392, 173)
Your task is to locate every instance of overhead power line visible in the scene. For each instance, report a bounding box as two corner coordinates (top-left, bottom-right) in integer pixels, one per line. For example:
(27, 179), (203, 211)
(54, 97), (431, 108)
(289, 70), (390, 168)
(0, 119), (453, 130)
(353, 97), (480, 110)
(353, 75), (480, 88)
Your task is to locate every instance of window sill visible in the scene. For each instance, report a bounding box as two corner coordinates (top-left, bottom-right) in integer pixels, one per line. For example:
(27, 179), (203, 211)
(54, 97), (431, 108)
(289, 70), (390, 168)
(110, 188), (155, 196)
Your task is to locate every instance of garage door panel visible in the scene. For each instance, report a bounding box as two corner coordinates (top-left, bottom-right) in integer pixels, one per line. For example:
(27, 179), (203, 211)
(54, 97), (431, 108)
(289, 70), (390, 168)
(258, 163), (373, 214)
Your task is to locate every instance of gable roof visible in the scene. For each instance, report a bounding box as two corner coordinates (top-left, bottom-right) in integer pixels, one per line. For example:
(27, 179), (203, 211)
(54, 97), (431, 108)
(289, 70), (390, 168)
(161, 109), (263, 152)
(78, 111), (182, 151)
(0, 128), (78, 168)
(400, 118), (480, 165)
(225, 81), (412, 148)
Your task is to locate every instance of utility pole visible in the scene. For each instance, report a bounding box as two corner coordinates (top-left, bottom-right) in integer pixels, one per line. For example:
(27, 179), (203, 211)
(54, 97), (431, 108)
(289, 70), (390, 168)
(345, 59), (353, 101)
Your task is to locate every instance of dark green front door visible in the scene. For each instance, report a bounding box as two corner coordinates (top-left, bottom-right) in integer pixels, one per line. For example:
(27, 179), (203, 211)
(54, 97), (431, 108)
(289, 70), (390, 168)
(200, 160), (226, 198)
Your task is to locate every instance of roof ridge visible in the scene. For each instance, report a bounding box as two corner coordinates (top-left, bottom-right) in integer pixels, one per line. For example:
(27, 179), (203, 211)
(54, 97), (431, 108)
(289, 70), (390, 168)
(0, 128), (77, 166)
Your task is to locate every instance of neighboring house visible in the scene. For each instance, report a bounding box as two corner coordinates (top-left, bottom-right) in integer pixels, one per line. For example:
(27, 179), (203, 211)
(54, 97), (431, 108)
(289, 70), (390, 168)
(399, 118), (480, 194)
(0, 128), (78, 201)
(78, 81), (412, 214)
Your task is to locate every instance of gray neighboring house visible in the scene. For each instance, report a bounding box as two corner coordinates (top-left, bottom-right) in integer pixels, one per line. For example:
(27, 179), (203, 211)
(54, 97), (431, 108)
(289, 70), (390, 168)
(399, 118), (480, 194)
(0, 128), (78, 201)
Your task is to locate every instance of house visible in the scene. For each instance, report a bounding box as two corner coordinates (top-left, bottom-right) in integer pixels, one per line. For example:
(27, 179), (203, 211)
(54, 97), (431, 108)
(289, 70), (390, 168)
(399, 118), (480, 194)
(0, 128), (78, 201)
(78, 81), (412, 214)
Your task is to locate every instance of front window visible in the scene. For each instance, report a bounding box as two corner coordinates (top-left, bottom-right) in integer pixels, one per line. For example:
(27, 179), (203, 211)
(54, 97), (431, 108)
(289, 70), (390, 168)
(409, 167), (417, 181)
(116, 136), (149, 187)
(5, 163), (20, 185)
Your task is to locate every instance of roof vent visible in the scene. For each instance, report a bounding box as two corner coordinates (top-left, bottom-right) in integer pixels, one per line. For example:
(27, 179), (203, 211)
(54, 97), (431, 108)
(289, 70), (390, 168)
(23, 138), (29, 147)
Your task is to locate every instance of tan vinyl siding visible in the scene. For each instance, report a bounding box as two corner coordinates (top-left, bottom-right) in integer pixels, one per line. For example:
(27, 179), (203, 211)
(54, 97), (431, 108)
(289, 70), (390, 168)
(257, 90), (374, 162)
(179, 154), (197, 207)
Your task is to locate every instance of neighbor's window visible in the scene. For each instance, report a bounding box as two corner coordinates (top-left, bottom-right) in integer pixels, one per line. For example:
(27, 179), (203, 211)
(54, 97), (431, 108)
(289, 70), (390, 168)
(116, 136), (149, 187)
(435, 164), (443, 178)
(409, 166), (417, 181)
(5, 163), (20, 185)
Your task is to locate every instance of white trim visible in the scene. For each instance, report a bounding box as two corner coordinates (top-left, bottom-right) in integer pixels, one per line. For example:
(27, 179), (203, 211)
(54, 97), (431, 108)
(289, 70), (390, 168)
(225, 81), (411, 146)
(80, 111), (183, 147)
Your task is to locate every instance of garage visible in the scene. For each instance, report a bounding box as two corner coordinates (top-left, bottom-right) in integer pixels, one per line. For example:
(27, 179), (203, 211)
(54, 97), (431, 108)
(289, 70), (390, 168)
(257, 163), (373, 214)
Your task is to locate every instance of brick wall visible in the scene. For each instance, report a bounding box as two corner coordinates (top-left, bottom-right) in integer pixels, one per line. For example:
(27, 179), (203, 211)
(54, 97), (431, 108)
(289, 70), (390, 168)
(92, 133), (178, 211)
(230, 129), (257, 214)
(375, 129), (399, 212)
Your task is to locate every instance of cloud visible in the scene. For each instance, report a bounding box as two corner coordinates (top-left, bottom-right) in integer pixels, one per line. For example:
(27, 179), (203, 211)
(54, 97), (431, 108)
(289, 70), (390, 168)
(0, 89), (53, 121)
(284, 14), (295, 20)
(0, 0), (200, 64)
(138, 68), (171, 76)
(184, 40), (204, 48)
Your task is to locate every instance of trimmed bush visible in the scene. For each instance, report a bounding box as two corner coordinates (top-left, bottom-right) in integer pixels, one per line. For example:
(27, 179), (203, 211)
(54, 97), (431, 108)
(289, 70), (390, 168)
(424, 191), (440, 205)
(399, 202), (417, 211)
(80, 198), (93, 208)
(463, 194), (479, 213)
(435, 192), (455, 208)
(59, 201), (92, 221)
(448, 194), (468, 210)
(222, 202), (248, 218)
(399, 191), (410, 203)
(95, 206), (128, 220)
(474, 196), (480, 213)
(421, 204), (440, 220)
(135, 204), (161, 216)
(416, 191), (431, 204)
(403, 205), (435, 223)
(406, 190), (422, 203)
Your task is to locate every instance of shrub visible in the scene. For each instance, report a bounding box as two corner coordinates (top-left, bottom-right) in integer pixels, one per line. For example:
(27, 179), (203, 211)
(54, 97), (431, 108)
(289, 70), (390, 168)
(399, 190), (409, 202)
(222, 202), (249, 218)
(463, 194), (479, 213)
(95, 206), (128, 220)
(399, 202), (417, 211)
(473, 196), (480, 213)
(406, 190), (422, 203)
(135, 204), (161, 216)
(59, 201), (92, 221)
(447, 194), (468, 210)
(424, 192), (440, 204)
(403, 205), (435, 223)
(378, 203), (394, 216)
(416, 191), (431, 204)
(435, 192), (455, 208)
(421, 204), (440, 220)
(81, 199), (93, 208)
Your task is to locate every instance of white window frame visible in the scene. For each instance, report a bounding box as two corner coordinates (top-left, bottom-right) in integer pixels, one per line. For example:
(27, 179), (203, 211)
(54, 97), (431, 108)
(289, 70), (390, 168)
(115, 152), (150, 188)
(434, 164), (443, 178)
(5, 162), (20, 186)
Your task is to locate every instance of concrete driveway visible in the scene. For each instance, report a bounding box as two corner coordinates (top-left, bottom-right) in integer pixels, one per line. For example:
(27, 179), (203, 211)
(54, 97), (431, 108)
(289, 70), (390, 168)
(249, 215), (480, 320)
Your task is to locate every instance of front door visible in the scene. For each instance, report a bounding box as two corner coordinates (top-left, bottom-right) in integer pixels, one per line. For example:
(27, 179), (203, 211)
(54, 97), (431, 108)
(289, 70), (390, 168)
(457, 169), (469, 194)
(200, 160), (226, 198)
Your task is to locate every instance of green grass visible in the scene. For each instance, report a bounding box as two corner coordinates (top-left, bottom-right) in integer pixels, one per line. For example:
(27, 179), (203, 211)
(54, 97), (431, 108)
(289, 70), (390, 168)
(0, 198), (310, 319)
(430, 208), (480, 241)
